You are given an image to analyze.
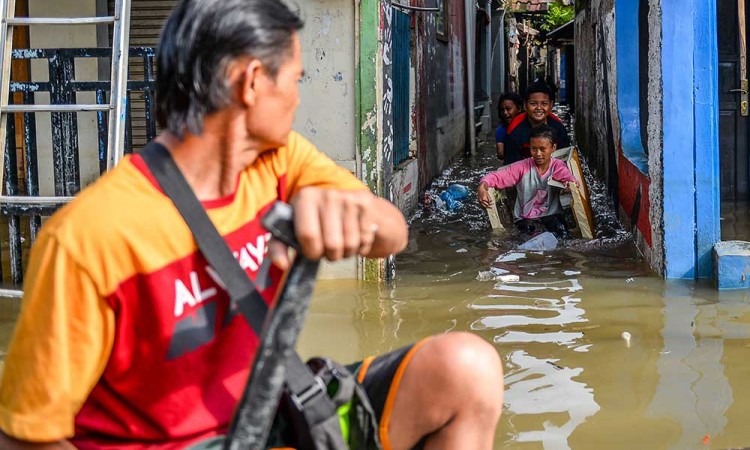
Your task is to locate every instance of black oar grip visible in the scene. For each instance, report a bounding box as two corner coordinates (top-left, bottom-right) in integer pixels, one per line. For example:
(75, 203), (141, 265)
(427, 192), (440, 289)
(261, 202), (300, 251)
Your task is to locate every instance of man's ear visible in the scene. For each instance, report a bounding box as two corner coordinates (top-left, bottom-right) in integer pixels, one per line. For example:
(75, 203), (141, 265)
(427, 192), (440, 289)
(239, 59), (264, 108)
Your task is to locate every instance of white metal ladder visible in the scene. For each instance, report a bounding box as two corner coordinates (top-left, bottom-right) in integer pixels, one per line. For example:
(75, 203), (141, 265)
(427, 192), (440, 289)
(0, 0), (131, 298)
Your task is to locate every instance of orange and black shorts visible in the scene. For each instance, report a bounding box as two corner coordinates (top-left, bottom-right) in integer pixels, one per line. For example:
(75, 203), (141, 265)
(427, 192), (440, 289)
(346, 338), (429, 450)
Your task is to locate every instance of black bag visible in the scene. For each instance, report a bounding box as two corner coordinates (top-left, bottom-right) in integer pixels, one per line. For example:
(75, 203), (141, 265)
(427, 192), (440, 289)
(140, 143), (381, 450)
(274, 358), (381, 450)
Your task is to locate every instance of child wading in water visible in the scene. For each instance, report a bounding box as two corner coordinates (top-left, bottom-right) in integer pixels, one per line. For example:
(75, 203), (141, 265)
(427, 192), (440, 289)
(495, 92), (523, 161)
(478, 125), (578, 239)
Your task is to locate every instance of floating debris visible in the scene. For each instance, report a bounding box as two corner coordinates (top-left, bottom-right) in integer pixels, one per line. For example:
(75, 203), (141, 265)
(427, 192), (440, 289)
(621, 331), (632, 348)
(498, 275), (520, 283)
(476, 271), (519, 282)
(496, 252), (526, 263)
(518, 232), (558, 251)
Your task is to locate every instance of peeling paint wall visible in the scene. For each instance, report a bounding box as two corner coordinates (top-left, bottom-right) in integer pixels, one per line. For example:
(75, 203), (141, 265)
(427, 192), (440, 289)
(574, 1), (618, 202)
(294, 2), (357, 175)
(390, 158), (418, 214)
(292, 2), (359, 280)
(380, 0), (395, 199)
(575, 0), (664, 273)
(415, 0), (467, 190)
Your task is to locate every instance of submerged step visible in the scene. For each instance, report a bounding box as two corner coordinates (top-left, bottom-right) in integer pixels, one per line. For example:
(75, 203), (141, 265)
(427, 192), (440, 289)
(713, 241), (750, 290)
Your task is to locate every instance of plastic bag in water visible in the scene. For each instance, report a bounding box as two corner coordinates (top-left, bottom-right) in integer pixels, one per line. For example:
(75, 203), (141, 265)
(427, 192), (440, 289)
(438, 184), (470, 211)
(446, 184), (469, 200)
(518, 231), (558, 251)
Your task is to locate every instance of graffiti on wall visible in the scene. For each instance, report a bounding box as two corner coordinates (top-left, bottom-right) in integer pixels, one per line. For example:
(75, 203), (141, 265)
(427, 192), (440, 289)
(381, 0), (394, 202)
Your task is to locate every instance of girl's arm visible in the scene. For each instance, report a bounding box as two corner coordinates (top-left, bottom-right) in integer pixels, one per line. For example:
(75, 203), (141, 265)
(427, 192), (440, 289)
(477, 162), (527, 208)
(480, 161), (527, 190)
(551, 160), (578, 185)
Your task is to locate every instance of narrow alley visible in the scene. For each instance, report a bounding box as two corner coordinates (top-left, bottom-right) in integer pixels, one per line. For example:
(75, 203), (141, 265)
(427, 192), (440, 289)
(0, 1), (750, 449)
(300, 109), (750, 449)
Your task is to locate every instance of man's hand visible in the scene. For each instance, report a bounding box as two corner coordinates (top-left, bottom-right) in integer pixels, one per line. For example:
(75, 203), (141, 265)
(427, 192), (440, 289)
(269, 187), (408, 269)
(477, 182), (494, 208)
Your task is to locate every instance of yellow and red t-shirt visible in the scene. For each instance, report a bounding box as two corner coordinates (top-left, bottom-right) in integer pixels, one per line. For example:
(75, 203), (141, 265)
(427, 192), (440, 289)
(0, 132), (365, 449)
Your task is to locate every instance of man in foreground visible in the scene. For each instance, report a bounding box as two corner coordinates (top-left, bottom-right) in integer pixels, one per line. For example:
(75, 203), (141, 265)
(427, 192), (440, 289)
(0, 1), (503, 449)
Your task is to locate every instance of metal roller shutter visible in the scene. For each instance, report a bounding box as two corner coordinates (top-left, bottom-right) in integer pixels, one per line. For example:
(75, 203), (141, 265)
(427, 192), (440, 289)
(109, 0), (177, 149)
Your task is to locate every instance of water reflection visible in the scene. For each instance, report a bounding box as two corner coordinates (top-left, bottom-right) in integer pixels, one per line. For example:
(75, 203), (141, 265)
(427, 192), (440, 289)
(504, 350), (599, 449)
(298, 136), (750, 449)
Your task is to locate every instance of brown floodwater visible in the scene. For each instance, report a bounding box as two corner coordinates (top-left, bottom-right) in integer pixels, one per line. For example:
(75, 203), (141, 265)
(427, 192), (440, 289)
(2, 126), (750, 449)
(298, 142), (750, 450)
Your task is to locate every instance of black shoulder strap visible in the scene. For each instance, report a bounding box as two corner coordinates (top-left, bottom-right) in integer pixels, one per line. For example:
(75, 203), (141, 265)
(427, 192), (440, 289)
(139, 143), (341, 449)
(140, 143), (268, 332)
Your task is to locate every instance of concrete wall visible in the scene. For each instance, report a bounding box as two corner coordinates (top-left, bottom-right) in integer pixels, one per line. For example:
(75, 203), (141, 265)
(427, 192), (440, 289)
(29, 0), (101, 194)
(574, 0), (617, 200)
(575, 0), (664, 273)
(576, 0), (721, 279)
(293, 1), (358, 279)
(414, 0), (467, 191)
(294, 1), (357, 175)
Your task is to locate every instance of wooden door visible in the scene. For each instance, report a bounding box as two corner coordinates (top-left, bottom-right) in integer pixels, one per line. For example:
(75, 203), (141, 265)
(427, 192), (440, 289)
(718, 0), (749, 200)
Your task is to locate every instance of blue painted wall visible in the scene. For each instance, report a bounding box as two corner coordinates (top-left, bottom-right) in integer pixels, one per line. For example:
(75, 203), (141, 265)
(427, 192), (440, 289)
(692, 0), (721, 279)
(660, 1), (720, 279)
(662, 1), (697, 278)
(610, 0), (720, 279)
(615, 0), (648, 174)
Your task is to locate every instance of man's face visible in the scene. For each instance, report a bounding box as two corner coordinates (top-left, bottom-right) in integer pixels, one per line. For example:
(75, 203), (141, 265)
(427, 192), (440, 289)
(500, 100), (520, 126)
(529, 136), (556, 167)
(246, 34), (303, 150)
(525, 92), (551, 125)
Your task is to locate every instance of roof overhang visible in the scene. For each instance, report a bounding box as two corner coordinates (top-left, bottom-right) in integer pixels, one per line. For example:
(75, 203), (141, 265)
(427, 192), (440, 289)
(546, 19), (574, 44)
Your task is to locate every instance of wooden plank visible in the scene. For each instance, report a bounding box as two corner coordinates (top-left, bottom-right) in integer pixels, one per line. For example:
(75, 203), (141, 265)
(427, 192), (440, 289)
(485, 187), (514, 230)
(485, 188), (504, 230)
(568, 148), (595, 237)
(552, 146), (595, 239)
(569, 183), (594, 239)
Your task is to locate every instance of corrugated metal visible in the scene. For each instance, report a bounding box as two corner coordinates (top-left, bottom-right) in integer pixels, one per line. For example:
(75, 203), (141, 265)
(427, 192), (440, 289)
(392, 8), (410, 167)
(109, 0), (176, 148)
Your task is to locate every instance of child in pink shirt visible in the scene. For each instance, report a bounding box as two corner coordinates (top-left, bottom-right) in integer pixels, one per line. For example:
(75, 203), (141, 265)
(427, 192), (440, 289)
(478, 125), (577, 238)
